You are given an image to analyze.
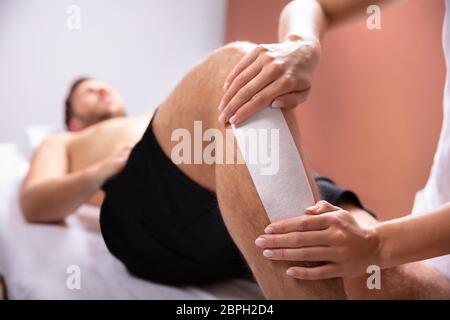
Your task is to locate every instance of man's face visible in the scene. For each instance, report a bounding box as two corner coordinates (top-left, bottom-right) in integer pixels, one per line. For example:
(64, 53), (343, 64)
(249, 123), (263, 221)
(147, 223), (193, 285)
(69, 79), (126, 130)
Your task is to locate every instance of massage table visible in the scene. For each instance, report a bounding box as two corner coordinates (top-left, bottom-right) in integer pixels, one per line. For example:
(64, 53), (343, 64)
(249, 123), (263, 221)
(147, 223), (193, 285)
(0, 142), (263, 300)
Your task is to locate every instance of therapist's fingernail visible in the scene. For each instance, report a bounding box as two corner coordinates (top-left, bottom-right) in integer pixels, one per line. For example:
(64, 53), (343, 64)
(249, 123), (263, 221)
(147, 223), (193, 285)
(306, 205), (319, 211)
(264, 227), (273, 234)
(286, 268), (296, 277)
(271, 100), (284, 109)
(223, 82), (229, 90)
(263, 250), (274, 258)
(229, 115), (237, 124)
(218, 113), (226, 123)
(218, 100), (224, 111)
(255, 237), (266, 247)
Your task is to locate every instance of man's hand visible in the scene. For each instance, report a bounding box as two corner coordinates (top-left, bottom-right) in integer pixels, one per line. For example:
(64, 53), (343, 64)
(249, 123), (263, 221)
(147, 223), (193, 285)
(218, 38), (320, 125)
(255, 200), (381, 280)
(93, 145), (132, 185)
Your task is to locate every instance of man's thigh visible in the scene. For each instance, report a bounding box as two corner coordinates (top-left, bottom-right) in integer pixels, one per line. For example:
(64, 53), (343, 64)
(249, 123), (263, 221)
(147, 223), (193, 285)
(152, 42), (257, 192)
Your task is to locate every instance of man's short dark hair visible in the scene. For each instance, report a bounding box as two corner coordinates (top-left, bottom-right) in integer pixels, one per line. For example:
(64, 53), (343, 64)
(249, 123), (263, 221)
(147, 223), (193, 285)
(64, 77), (91, 129)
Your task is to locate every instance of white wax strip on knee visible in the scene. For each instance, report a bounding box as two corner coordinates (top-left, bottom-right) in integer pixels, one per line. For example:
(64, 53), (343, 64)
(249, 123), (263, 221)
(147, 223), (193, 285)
(231, 108), (315, 222)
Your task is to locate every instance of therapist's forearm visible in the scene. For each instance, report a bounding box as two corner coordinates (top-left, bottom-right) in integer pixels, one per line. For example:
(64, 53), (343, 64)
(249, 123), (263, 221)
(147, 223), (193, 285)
(279, 0), (327, 43)
(376, 203), (450, 269)
(279, 0), (400, 42)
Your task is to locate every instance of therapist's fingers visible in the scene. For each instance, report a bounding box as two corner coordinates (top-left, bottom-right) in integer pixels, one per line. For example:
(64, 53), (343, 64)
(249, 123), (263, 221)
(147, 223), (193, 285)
(232, 89), (309, 125)
(219, 52), (282, 118)
(255, 230), (331, 249)
(224, 72), (301, 124)
(286, 264), (341, 280)
(264, 214), (335, 234)
(219, 57), (265, 113)
(219, 63), (283, 123)
(223, 45), (267, 91)
(305, 200), (340, 215)
(262, 247), (336, 262)
(271, 90), (310, 110)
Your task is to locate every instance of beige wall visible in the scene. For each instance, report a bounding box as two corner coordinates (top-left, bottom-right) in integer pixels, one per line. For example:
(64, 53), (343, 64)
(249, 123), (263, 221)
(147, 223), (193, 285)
(226, 0), (446, 220)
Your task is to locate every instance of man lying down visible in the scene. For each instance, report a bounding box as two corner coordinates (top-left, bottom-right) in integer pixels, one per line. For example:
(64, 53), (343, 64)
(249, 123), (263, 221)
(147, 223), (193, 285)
(21, 42), (449, 299)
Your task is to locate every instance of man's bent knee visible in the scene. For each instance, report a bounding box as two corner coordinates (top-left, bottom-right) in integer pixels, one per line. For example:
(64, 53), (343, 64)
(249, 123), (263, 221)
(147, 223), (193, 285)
(217, 41), (256, 60)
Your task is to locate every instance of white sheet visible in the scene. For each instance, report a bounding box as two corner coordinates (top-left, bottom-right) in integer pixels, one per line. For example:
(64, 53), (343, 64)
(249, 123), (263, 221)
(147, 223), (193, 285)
(0, 143), (263, 300)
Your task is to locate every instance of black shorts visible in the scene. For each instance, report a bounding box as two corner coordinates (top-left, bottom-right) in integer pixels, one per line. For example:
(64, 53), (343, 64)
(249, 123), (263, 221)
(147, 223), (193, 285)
(100, 116), (372, 285)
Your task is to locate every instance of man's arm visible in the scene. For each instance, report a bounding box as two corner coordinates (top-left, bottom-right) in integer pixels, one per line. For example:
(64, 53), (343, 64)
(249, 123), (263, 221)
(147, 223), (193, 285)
(20, 134), (130, 223)
(21, 133), (101, 223)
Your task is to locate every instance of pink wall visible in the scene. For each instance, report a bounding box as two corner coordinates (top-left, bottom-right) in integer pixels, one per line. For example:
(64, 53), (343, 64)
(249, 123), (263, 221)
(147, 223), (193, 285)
(226, 0), (446, 220)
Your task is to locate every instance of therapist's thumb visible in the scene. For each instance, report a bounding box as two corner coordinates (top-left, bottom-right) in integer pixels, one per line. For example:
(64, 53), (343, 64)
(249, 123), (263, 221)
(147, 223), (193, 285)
(271, 91), (309, 110)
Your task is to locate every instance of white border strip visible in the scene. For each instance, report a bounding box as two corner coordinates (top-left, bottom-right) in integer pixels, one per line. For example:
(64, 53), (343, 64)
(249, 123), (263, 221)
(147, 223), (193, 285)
(232, 108), (315, 222)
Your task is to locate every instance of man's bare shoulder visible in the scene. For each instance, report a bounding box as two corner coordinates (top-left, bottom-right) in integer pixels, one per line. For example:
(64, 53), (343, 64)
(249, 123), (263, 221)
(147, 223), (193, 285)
(35, 112), (153, 159)
(38, 131), (74, 151)
(66, 112), (153, 158)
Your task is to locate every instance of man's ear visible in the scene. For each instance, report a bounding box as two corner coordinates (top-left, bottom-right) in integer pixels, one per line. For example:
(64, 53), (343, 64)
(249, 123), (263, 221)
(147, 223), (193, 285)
(68, 118), (84, 132)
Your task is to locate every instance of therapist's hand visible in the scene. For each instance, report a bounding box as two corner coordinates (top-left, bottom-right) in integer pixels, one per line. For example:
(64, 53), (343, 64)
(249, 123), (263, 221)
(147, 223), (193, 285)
(255, 200), (381, 280)
(218, 38), (320, 125)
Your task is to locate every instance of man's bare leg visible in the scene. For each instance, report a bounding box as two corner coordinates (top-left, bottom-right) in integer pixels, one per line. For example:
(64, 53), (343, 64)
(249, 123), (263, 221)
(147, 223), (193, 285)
(215, 109), (346, 299)
(153, 42), (345, 299)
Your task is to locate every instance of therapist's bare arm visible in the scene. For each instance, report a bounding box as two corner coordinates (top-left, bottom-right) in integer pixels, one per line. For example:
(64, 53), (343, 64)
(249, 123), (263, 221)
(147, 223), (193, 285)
(259, 201), (450, 277)
(375, 203), (450, 269)
(20, 133), (130, 223)
(220, 0), (402, 125)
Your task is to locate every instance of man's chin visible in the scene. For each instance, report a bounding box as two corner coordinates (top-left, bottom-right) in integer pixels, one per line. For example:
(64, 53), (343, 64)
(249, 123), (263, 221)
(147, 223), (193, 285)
(100, 110), (126, 122)
(109, 104), (127, 118)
